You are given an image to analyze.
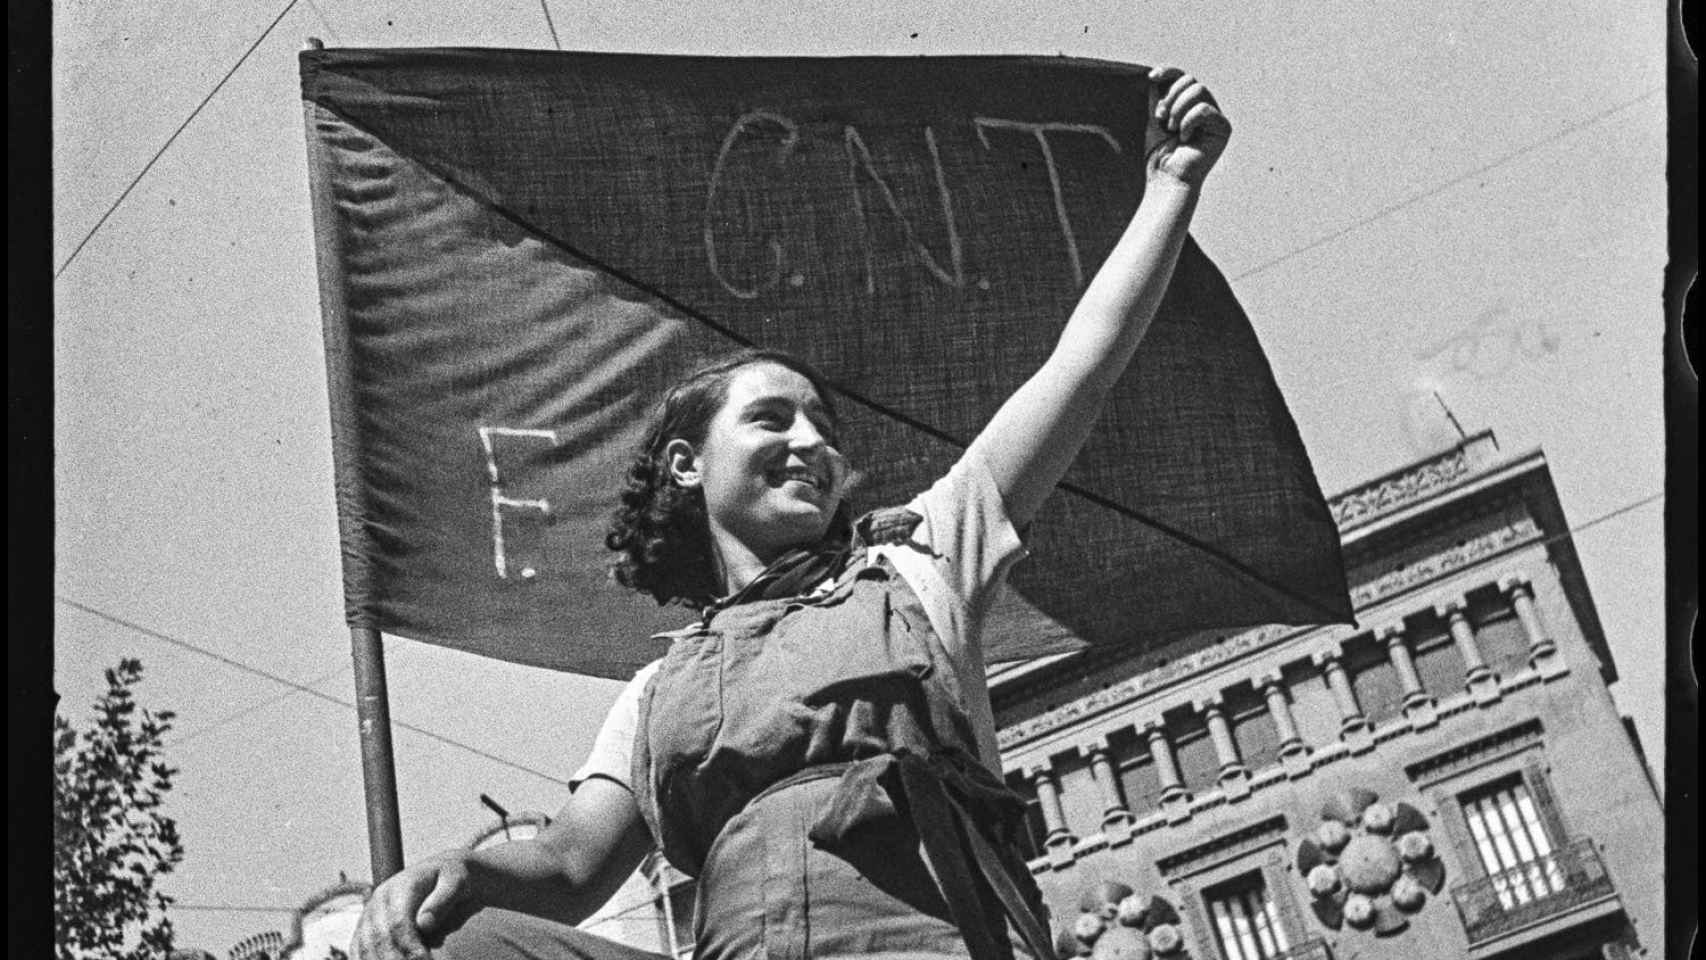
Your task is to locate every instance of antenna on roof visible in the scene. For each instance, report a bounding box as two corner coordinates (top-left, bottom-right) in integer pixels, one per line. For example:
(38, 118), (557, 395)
(481, 793), (512, 840)
(1432, 391), (1469, 442)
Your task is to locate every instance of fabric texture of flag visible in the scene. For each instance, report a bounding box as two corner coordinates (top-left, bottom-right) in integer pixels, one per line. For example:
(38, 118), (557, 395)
(300, 48), (1351, 680)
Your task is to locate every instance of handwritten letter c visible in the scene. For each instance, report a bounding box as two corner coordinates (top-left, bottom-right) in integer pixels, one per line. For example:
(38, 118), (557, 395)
(704, 110), (801, 300)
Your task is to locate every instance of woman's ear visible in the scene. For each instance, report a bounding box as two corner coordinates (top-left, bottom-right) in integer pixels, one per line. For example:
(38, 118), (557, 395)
(664, 439), (702, 488)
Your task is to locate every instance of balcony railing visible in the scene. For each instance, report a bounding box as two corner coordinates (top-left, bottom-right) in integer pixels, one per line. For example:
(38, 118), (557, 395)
(1449, 837), (1616, 945)
(1272, 938), (1332, 960)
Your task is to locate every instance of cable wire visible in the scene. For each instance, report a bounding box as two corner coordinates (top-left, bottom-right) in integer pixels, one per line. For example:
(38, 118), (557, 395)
(53, 597), (571, 786)
(169, 664), (350, 748)
(539, 0), (562, 51)
(53, 0), (304, 280)
(1230, 86), (1664, 284)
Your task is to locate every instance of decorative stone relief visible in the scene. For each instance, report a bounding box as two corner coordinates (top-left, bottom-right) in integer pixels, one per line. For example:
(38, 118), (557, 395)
(1329, 448), (1471, 530)
(1349, 518), (1541, 608)
(1000, 519), (1540, 753)
(1059, 881), (1188, 959)
(998, 625), (1292, 749)
(1295, 788), (1445, 937)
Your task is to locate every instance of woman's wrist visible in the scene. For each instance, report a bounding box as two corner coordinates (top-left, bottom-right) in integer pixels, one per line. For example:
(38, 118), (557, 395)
(1134, 174), (1203, 228)
(1142, 171), (1206, 199)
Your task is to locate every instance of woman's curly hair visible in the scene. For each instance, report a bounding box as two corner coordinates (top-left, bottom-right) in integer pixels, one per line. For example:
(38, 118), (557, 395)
(606, 349), (853, 608)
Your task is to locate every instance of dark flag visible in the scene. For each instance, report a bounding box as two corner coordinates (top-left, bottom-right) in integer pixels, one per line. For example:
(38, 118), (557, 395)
(301, 48), (1351, 681)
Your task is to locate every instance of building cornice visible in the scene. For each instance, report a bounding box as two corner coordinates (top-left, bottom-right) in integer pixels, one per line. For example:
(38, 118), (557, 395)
(1156, 814), (1288, 877)
(997, 515), (1545, 752)
(1327, 431), (1502, 535)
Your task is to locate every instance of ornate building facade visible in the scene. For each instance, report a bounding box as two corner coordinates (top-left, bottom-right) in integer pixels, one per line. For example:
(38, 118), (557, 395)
(995, 432), (1662, 959)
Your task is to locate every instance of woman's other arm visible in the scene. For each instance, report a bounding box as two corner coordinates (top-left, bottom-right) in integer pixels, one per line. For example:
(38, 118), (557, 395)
(353, 777), (650, 959)
(966, 67), (1232, 529)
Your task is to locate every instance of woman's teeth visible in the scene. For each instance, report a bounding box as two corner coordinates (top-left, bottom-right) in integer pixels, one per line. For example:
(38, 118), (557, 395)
(772, 468), (820, 489)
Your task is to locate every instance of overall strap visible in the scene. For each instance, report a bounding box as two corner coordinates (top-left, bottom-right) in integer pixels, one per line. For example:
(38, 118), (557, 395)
(806, 752), (1057, 960)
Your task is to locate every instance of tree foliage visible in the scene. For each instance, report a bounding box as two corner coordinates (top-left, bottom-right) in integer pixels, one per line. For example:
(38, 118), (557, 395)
(54, 658), (185, 960)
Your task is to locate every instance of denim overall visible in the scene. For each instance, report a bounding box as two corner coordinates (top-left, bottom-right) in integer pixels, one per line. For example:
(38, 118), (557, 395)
(633, 548), (1054, 960)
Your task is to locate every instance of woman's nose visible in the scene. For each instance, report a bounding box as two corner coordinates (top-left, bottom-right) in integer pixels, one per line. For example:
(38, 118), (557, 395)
(787, 415), (830, 451)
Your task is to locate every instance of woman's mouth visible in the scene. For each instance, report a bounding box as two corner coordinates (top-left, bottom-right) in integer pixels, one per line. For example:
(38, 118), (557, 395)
(768, 465), (826, 492)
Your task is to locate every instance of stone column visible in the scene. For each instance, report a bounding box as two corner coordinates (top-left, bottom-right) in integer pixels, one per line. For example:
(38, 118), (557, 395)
(1079, 737), (1132, 839)
(1500, 574), (1566, 678)
(1260, 672), (1313, 778)
(1144, 720), (1191, 822)
(1198, 695), (1249, 797)
(1377, 620), (1437, 729)
(1026, 763), (1075, 868)
(1436, 597), (1500, 703)
(1027, 763), (1073, 847)
(1313, 648), (1373, 753)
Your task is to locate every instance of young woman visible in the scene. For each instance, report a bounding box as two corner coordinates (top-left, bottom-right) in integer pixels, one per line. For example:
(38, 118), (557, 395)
(355, 65), (1230, 960)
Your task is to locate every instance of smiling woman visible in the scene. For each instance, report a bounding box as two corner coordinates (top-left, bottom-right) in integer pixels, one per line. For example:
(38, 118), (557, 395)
(606, 350), (856, 611)
(352, 65), (1231, 960)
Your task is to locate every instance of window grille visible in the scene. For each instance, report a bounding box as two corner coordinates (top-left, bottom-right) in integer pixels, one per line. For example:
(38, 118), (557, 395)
(1461, 777), (1566, 908)
(1204, 871), (1291, 960)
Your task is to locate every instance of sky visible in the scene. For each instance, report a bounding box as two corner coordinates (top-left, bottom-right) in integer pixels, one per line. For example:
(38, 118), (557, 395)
(50, 0), (1672, 953)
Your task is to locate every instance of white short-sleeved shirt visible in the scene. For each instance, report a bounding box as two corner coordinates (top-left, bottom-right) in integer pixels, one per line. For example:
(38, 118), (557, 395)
(569, 452), (1026, 791)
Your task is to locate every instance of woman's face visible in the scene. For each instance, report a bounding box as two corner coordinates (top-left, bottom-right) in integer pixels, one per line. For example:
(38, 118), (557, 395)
(669, 361), (848, 562)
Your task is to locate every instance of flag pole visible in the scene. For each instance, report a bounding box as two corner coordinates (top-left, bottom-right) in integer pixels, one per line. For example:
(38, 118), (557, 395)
(302, 33), (405, 883)
(351, 626), (405, 880)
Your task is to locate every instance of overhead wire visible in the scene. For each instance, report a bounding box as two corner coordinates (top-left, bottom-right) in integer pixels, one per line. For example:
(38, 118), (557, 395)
(539, 0), (563, 50)
(53, 596), (571, 787)
(53, 0), (305, 280)
(1229, 85), (1665, 285)
(168, 664), (351, 748)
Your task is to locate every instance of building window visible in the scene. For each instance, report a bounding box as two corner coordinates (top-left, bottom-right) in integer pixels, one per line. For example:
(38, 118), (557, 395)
(1411, 621), (1467, 699)
(1342, 633), (1403, 725)
(1171, 710), (1219, 794)
(1117, 751), (1164, 816)
(1461, 776), (1566, 908)
(1226, 685), (1281, 772)
(1469, 591), (1530, 679)
(1204, 871), (1290, 960)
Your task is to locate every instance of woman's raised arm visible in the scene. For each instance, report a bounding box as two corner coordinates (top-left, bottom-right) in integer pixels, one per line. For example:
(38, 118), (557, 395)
(965, 67), (1231, 530)
(353, 777), (651, 959)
